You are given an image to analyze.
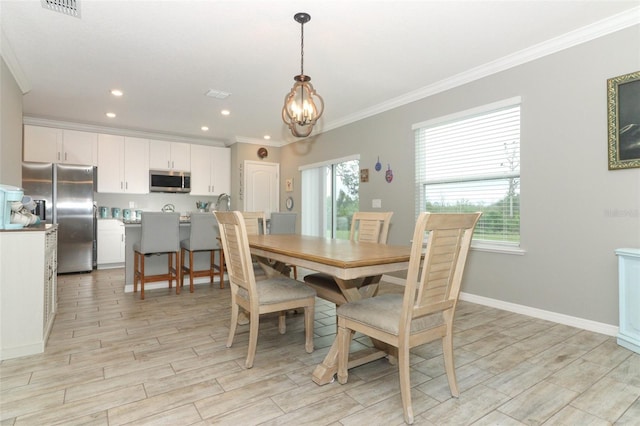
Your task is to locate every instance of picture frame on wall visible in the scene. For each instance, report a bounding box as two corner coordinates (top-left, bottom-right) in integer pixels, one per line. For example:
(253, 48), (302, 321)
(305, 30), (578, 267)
(607, 70), (640, 170)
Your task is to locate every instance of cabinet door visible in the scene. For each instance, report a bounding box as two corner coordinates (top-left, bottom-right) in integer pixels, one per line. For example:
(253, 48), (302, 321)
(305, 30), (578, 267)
(148, 140), (172, 170)
(97, 134), (124, 193)
(23, 125), (61, 163)
(211, 147), (230, 195)
(189, 144), (212, 195)
(170, 142), (191, 171)
(123, 137), (149, 194)
(97, 220), (125, 265)
(62, 130), (97, 166)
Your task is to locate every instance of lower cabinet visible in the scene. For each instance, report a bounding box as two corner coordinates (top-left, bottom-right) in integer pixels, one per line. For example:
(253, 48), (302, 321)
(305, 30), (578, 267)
(617, 248), (640, 354)
(0, 225), (58, 360)
(97, 219), (125, 268)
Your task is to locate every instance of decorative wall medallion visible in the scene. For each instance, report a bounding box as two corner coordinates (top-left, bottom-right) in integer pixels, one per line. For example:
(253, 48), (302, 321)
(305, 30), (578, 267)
(286, 196), (294, 211)
(375, 156), (382, 171)
(385, 164), (393, 183)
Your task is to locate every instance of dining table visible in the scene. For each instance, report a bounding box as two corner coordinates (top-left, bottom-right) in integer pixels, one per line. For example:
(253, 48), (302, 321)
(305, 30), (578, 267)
(247, 233), (412, 385)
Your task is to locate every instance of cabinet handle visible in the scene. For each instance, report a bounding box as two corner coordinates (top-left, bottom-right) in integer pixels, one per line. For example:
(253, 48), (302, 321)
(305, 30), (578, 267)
(57, 152), (61, 161)
(168, 160), (171, 168)
(120, 181), (123, 189)
(125, 182), (128, 190)
(171, 161), (175, 169)
(64, 152), (68, 161)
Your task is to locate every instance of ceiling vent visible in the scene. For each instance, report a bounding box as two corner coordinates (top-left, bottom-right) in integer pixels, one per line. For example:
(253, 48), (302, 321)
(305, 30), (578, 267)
(205, 89), (231, 100)
(41, 0), (80, 18)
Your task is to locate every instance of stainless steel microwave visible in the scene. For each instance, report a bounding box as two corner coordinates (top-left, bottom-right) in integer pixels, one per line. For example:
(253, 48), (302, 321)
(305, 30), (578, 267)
(149, 170), (191, 193)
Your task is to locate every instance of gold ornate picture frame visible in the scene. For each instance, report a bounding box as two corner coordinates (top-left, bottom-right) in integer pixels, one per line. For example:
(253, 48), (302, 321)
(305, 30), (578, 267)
(607, 70), (640, 170)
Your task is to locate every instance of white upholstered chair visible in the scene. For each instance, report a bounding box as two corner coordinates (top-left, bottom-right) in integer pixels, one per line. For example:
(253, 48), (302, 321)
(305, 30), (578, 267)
(304, 211), (393, 305)
(214, 211), (316, 368)
(336, 212), (481, 424)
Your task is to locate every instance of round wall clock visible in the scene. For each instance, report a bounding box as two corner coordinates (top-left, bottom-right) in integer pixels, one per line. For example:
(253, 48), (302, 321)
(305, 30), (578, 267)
(286, 197), (294, 211)
(257, 147), (268, 158)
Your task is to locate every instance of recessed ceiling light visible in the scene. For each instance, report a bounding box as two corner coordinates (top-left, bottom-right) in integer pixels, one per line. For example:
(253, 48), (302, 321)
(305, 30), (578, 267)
(110, 89), (123, 97)
(106, 112), (116, 118)
(201, 126), (209, 131)
(264, 135), (271, 140)
(221, 110), (230, 116)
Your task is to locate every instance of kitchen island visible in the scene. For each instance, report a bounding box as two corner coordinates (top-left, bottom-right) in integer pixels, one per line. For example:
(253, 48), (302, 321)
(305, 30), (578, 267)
(123, 220), (223, 293)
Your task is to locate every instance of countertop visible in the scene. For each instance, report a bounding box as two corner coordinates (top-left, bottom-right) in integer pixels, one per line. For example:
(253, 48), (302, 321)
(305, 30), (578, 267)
(0, 223), (57, 233)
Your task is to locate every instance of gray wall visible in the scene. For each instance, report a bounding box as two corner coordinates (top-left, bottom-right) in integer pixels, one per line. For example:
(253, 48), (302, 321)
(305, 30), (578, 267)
(269, 26), (640, 326)
(0, 57), (23, 186)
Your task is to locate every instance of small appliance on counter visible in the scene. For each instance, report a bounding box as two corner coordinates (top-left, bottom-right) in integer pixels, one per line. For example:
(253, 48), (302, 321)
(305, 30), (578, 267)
(111, 207), (121, 218)
(0, 184), (25, 229)
(195, 201), (211, 212)
(99, 206), (109, 218)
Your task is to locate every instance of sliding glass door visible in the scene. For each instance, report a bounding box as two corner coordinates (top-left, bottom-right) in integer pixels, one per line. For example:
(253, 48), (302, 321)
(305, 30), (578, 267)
(301, 156), (359, 238)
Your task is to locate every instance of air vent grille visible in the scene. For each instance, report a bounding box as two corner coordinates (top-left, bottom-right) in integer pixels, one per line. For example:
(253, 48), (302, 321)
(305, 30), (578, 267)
(41, 0), (80, 18)
(205, 89), (231, 100)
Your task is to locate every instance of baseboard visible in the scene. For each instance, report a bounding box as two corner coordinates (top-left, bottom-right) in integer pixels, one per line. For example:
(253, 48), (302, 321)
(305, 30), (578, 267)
(381, 274), (619, 337)
(458, 292), (618, 336)
(124, 276), (225, 293)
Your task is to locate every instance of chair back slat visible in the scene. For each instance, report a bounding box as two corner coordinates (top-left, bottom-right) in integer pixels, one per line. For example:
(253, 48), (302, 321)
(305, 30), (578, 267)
(402, 212), (481, 327)
(349, 211), (393, 243)
(215, 211), (257, 295)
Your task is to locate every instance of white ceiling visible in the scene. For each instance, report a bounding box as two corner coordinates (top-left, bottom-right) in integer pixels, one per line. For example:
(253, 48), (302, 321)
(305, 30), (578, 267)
(1, 1), (639, 146)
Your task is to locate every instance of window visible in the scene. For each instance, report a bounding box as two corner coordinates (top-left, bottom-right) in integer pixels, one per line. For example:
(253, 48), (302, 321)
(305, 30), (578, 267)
(300, 156), (360, 238)
(414, 97), (521, 247)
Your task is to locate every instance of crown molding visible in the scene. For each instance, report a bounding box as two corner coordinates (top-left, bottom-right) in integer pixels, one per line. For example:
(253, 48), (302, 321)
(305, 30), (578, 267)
(234, 136), (287, 148)
(321, 6), (640, 134)
(0, 29), (31, 94)
(23, 116), (228, 147)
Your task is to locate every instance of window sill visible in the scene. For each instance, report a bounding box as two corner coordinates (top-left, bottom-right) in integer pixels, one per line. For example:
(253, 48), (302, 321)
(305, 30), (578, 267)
(471, 242), (525, 255)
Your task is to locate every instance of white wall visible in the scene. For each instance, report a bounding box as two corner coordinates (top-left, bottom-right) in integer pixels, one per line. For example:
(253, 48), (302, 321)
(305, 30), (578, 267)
(0, 57), (23, 186)
(279, 25), (640, 327)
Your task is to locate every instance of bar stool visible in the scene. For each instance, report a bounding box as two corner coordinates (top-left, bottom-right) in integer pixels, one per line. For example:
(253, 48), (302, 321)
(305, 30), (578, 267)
(179, 212), (225, 293)
(133, 212), (180, 300)
(269, 212), (298, 279)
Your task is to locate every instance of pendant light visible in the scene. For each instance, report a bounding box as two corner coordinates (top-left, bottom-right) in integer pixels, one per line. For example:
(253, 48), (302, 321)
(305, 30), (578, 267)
(282, 12), (324, 138)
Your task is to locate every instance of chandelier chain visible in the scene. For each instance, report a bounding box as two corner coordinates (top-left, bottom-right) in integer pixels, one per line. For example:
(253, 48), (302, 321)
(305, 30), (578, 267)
(300, 21), (304, 76)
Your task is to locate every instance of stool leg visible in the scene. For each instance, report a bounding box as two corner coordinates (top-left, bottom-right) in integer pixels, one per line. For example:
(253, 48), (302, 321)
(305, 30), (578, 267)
(179, 248), (185, 291)
(219, 249), (225, 289)
(133, 251), (139, 294)
(140, 255), (145, 300)
(209, 250), (215, 285)
(189, 250), (195, 293)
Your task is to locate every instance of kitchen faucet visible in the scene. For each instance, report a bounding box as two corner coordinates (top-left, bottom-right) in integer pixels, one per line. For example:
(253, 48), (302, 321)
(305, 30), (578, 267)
(215, 193), (231, 211)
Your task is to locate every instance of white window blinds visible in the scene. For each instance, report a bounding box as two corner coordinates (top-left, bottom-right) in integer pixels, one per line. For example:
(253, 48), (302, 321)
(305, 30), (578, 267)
(414, 98), (521, 245)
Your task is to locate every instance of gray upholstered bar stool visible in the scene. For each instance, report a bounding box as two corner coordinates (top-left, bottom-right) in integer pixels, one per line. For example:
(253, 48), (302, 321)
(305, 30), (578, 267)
(133, 212), (180, 300)
(269, 212), (298, 279)
(179, 212), (224, 293)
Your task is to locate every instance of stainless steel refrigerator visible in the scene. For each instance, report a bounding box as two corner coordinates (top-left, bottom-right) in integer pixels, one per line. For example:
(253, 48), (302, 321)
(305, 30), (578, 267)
(22, 162), (95, 273)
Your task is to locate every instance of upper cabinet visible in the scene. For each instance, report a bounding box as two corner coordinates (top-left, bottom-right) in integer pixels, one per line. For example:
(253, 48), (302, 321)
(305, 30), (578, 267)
(97, 134), (149, 194)
(149, 140), (190, 171)
(190, 145), (230, 196)
(24, 125), (97, 166)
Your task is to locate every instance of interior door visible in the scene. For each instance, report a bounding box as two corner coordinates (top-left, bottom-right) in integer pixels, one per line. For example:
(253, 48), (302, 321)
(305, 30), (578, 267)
(244, 161), (279, 218)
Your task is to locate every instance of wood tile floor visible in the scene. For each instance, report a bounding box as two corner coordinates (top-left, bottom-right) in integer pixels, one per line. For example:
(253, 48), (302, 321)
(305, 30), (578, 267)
(1, 268), (639, 425)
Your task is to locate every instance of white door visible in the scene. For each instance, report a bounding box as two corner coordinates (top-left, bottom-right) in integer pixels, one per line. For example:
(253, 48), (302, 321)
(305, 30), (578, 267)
(244, 161), (279, 218)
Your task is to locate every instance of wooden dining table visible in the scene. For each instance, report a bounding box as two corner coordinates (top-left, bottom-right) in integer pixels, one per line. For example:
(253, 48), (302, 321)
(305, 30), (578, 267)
(247, 234), (411, 385)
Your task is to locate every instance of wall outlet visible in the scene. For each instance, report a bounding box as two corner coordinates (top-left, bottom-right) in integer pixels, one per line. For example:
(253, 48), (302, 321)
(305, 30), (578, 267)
(372, 199), (382, 208)
(129, 201), (135, 208)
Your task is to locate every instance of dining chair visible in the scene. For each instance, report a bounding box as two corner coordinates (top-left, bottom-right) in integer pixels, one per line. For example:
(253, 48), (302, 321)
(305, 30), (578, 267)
(179, 212), (225, 293)
(133, 212), (181, 300)
(214, 211), (316, 368)
(304, 211), (394, 305)
(269, 212), (298, 279)
(335, 212), (482, 424)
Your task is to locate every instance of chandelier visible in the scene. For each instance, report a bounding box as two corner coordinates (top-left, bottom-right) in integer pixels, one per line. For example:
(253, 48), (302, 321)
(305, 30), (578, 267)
(282, 12), (324, 138)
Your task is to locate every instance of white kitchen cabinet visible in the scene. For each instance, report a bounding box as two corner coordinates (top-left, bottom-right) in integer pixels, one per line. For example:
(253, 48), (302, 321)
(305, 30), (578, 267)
(190, 144), (230, 196)
(97, 219), (125, 268)
(97, 134), (149, 194)
(24, 125), (97, 166)
(149, 140), (190, 171)
(0, 225), (58, 360)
